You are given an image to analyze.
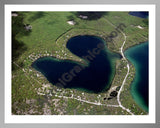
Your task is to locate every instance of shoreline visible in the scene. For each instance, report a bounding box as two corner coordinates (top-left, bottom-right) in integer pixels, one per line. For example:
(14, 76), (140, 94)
(32, 35), (119, 94)
(124, 41), (149, 112)
(123, 40), (148, 52)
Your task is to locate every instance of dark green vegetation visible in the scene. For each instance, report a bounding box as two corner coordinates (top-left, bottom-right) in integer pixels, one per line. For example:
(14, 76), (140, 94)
(12, 13), (28, 67)
(12, 11), (148, 115)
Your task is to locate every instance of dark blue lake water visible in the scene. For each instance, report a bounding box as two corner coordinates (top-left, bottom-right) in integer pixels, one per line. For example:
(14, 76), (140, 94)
(125, 42), (149, 111)
(32, 36), (120, 93)
(129, 11), (148, 19)
(129, 11), (149, 18)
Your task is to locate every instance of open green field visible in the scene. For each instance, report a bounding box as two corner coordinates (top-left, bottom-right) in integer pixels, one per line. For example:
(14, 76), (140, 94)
(12, 11), (148, 115)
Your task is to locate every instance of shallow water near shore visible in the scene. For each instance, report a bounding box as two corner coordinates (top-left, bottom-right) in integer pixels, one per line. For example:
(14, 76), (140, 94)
(124, 42), (149, 112)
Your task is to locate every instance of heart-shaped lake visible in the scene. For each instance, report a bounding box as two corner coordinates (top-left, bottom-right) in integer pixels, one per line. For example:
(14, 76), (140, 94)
(32, 35), (121, 93)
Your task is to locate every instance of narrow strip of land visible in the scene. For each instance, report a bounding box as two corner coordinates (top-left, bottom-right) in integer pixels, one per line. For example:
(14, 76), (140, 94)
(104, 18), (134, 115)
(117, 33), (134, 115)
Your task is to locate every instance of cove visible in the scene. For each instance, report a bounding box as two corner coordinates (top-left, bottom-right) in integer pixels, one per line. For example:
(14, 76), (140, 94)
(124, 42), (149, 112)
(32, 35), (120, 93)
